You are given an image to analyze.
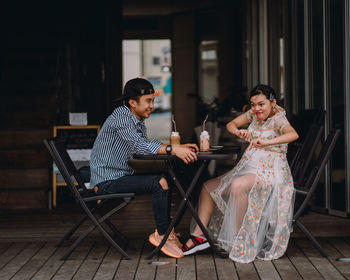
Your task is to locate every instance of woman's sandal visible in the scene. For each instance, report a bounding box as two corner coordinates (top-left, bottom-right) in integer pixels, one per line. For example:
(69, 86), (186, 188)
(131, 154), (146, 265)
(182, 235), (210, 255)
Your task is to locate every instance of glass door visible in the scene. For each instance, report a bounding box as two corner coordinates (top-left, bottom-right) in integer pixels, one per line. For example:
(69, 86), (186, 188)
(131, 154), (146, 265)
(122, 39), (172, 143)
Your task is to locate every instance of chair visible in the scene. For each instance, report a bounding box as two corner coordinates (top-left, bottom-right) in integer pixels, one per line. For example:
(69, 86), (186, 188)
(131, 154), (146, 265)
(288, 109), (325, 172)
(293, 129), (341, 258)
(290, 124), (324, 185)
(44, 137), (135, 260)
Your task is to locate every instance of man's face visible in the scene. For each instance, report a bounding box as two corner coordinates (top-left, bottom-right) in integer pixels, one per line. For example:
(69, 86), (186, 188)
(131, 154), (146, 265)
(129, 94), (155, 119)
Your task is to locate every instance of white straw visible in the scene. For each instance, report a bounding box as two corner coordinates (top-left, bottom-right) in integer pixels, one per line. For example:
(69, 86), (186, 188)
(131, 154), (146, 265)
(172, 115), (177, 132)
(202, 114), (208, 131)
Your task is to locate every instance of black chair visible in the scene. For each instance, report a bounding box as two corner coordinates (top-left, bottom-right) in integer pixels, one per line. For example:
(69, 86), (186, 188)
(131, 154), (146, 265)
(44, 137), (135, 260)
(293, 129), (341, 258)
(288, 109), (325, 168)
(290, 124), (324, 185)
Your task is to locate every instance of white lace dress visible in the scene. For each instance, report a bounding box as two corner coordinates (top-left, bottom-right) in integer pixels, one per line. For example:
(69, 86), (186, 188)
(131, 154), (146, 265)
(193, 106), (295, 263)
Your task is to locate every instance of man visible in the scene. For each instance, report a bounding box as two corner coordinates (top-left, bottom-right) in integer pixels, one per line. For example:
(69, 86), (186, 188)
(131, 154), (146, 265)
(89, 78), (199, 258)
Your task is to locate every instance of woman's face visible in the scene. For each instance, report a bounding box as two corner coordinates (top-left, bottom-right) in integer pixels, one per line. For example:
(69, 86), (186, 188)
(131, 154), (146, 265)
(250, 93), (276, 121)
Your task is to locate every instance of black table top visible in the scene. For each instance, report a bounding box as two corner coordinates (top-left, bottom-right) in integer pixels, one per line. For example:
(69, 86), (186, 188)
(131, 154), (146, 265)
(133, 146), (240, 161)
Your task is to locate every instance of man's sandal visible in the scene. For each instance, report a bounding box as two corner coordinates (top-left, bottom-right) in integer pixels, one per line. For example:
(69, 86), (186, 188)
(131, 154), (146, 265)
(182, 235), (210, 255)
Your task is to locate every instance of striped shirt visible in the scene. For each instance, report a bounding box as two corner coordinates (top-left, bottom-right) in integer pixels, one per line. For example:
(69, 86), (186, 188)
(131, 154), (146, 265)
(89, 105), (162, 188)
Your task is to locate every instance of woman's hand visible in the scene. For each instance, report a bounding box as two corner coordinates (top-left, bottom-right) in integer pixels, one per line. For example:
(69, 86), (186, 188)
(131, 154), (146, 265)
(235, 129), (252, 142)
(248, 138), (270, 150)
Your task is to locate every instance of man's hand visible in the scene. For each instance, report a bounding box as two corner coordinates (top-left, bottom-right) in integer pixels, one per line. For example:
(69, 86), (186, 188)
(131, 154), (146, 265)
(173, 144), (199, 164)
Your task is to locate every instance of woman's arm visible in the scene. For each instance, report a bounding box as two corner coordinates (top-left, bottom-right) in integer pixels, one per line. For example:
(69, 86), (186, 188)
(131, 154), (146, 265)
(226, 113), (251, 141)
(270, 124), (299, 145)
(250, 124), (299, 148)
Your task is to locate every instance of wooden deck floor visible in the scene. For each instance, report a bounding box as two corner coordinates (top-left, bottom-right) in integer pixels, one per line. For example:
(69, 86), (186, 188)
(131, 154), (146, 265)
(1, 199), (350, 279)
(1, 237), (350, 280)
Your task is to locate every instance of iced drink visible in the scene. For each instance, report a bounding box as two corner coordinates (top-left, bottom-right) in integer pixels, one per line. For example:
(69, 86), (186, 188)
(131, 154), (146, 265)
(200, 130), (210, 152)
(170, 131), (181, 145)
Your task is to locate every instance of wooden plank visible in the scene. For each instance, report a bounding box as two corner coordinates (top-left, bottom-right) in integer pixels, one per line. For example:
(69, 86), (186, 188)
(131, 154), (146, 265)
(134, 241), (157, 280)
(254, 259), (281, 280)
(213, 255), (239, 280)
(0, 79), (55, 91)
(295, 238), (345, 280)
(0, 242), (44, 280)
(272, 255), (302, 280)
(235, 262), (259, 280)
(31, 246), (69, 280)
(93, 246), (122, 280)
(325, 238), (350, 279)
(0, 83), (55, 96)
(0, 242), (27, 269)
(0, 243), (12, 255)
(329, 237), (350, 256)
(114, 239), (143, 280)
(11, 242), (56, 280)
(286, 239), (323, 280)
(4, 52), (56, 64)
(0, 168), (49, 189)
(296, 213), (350, 238)
(196, 251), (217, 280)
(51, 241), (94, 280)
(0, 96), (56, 113)
(0, 130), (51, 150)
(0, 189), (47, 210)
(155, 254), (176, 280)
(72, 242), (109, 280)
(177, 255), (196, 280)
(4, 65), (56, 81)
(0, 148), (50, 169)
(0, 112), (53, 129)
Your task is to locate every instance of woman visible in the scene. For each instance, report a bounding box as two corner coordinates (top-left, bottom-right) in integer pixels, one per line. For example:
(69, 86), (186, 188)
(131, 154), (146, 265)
(182, 85), (299, 263)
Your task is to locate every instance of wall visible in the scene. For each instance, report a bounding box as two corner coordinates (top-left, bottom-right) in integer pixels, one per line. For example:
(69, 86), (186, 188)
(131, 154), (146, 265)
(0, 2), (122, 209)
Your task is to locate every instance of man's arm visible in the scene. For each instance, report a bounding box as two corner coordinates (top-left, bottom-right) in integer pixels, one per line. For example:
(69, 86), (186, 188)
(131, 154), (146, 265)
(158, 144), (199, 164)
(115, 117), (162, 154)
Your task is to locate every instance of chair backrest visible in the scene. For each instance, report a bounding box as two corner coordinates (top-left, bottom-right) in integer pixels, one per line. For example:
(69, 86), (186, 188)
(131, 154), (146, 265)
(44, 138), (90, 199)
(312, 108), (326, 126)
(288, 109), (325, 169)
(292, 124), (324, 185)
(293, 129), (341, 220)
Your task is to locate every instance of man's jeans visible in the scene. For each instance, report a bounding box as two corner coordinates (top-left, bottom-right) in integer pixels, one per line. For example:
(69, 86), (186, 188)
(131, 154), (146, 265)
(97, 174), (170, 235)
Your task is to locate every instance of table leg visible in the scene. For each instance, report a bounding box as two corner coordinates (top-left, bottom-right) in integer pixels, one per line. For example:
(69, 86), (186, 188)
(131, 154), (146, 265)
(146, 160), (226, 259)
(166, 161), (227, 258)
(145, 160), (207, 260)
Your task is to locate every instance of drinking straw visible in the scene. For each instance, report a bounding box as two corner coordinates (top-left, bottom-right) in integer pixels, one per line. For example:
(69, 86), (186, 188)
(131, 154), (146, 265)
(172, 114), (177, 132)
(202, 114), (208, 131)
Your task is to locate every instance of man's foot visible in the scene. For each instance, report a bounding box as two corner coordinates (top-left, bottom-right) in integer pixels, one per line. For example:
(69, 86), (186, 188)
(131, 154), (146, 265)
(182, 235), (210, 255)
(171, 231), (183, 249)
(149, 230), (184, 258)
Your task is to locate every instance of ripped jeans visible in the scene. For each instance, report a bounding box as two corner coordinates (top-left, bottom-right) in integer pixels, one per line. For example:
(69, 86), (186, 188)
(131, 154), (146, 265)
(97, 174), (171, 235)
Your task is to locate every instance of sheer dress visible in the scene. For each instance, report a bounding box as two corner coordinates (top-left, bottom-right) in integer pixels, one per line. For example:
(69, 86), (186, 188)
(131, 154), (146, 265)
(191, 106), (295, 263)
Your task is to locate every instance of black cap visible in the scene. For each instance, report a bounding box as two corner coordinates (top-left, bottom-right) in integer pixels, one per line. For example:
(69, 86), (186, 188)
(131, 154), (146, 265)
(114, 78), (155, 103)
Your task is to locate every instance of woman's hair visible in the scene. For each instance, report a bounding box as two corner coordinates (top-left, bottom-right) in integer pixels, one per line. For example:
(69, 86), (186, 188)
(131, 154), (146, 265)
(250, 84), (278, 103)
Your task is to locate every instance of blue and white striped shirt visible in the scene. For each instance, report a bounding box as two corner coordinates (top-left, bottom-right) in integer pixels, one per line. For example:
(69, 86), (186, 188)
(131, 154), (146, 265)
(89, 105), (162, 188)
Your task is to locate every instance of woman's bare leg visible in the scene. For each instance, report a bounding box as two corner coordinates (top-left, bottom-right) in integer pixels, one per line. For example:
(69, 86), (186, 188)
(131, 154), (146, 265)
(230, 173), (256, 232)
(192, 186), (215, 236)
(185, 178), (220, 247)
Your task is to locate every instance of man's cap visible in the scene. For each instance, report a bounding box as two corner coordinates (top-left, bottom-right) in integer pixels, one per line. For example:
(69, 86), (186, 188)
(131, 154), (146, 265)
(114, 78), (155, 103)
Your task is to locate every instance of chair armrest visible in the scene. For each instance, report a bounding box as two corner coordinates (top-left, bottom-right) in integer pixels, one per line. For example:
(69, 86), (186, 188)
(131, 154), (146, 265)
(295, 188), (308, 196)
(83, 193), (135, 202)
